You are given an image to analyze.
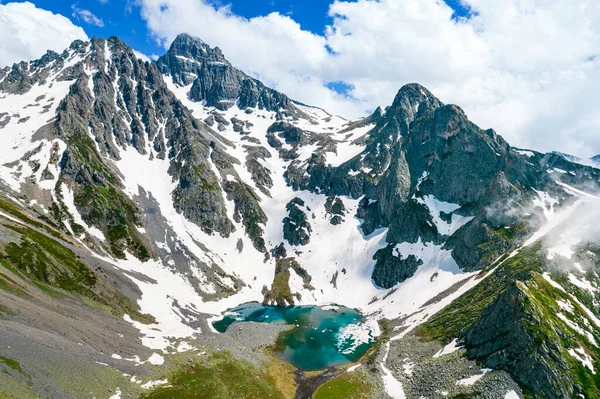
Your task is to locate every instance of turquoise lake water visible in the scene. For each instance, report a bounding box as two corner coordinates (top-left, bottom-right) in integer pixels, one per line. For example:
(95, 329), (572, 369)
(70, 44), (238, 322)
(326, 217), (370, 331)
(212, 302), (376, 370)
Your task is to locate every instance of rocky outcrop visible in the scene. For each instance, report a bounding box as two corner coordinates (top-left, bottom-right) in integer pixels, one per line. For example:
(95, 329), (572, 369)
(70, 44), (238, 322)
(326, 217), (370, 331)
(462, 282), (575, 399)
(157, 33), (294, 113)
(244, 145), (273, 196)
(223, 180), (267, 252)
(372, 245), (423, 288)
(282, 197), (311, 246)
(324, 196), (346, 225)
(263, 257), (313, 306)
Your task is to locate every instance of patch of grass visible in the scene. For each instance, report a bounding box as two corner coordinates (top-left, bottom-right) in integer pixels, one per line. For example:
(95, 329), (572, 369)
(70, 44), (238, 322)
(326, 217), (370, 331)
(312, 372), (373, 399)
(74, 184), (149, 261)
(81, 293), (156, 325)
(0, 356), (23, 375)
(141, 351), (283, 399)
(38, 354), (140, 399)
(0, 197), (62, 238)
(2, 226), (152, 324)
(34, 282), (64, 298)
(0, 260), (24, 280)
(417, 244), (544, 343)
(0, 303), (14, 317)
(191, 163), (221, 192)
(0, 273), (28, 297)
(3, 225), (96, 294)
(0, 373), (36, 399)
(267, 353), (297, 399)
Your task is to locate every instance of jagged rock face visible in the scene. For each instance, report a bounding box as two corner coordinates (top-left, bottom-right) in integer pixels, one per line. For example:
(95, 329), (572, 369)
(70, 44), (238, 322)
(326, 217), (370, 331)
(244, 145), (273, 196)
(0, 47), (66, 95)
(157, 33), (291, 113)
(268, 121), (337, 163)
(55, 37), (238, 254)
(283, 197), (311, 246)
(223, 180), (267, 252)
(324, 196), (345, 225)
(530, 151), (600, 186)
(404, 106), (523, 204)
(0, 36), (248, 260)
(462, 282), (575, 399)
(372, 245), (423, 288)
(287, 83), (573, 275)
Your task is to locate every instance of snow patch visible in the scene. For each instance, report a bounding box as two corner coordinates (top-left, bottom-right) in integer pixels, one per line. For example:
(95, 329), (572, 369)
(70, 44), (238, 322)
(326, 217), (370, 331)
(456, 368), (492, 386)
(347, 364), (361, 372)
(504, 390), (520, 399)
(416, 195), (473, 236)
(433, 338), (462, 358)
(568, 346), (595, 374)
(380, 342), (406, 398)
(335, 323), (374, 355)
(557, 313), (598, 347)
(141, 379), (168, 389)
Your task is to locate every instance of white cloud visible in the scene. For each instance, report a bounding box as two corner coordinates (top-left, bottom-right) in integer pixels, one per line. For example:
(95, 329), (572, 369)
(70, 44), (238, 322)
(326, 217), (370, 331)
(0, 2), (88, 68)
(137, 0), (600, 157)
(71, 5), (104, 27)
(133, 49), (151, 62)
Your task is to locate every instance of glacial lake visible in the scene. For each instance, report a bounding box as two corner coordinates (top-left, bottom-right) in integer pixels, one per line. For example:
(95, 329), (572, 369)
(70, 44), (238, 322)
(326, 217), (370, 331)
(212, 302), (376, 370)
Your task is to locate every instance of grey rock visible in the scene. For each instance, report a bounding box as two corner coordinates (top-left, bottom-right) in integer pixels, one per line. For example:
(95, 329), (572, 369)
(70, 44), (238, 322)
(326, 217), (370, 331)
(157, 33), (295, 114)
(372, 245), (423, 288)
(282, 197), (311, 246)
(462, 282), (574, 399)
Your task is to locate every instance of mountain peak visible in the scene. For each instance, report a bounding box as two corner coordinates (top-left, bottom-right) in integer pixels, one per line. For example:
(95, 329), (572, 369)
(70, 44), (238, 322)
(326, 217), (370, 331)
(382, 82), (443, 131)
(157, 33), (294, 113)
(396, 82), (431, 95)
(173, 32), (203, 44)
(391, 83), (439, 107)
(167, 32), (223, 61)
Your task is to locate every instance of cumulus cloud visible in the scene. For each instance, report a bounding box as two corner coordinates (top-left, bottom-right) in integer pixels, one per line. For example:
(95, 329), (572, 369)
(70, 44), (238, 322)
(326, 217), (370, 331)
(71, 5), (104, 27)
(137, 0), (600, 157)
(133, 49), (151, 62)
(0, 1), (88, 68)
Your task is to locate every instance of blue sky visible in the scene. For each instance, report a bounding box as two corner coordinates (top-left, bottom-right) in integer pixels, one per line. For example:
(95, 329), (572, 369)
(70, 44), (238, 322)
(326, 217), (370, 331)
(14, 0), (340, 57)
(15, 0), (470, 58)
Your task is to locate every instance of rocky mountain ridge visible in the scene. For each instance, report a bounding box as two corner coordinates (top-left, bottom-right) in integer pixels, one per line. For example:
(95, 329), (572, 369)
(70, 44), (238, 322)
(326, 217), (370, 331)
(0, 33), (599, 398)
